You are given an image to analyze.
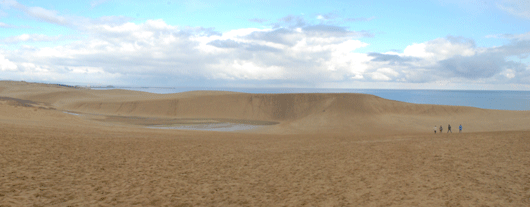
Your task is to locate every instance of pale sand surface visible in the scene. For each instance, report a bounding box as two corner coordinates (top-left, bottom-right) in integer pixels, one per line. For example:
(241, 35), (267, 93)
(1, 81), (529, 206)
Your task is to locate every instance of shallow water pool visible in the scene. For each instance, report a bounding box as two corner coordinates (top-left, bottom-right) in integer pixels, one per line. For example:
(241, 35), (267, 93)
(63, 111), (81, 116)
(148, 122), (264, 132)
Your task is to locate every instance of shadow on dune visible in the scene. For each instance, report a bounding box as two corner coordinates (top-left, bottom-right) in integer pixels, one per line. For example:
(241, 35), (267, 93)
(59, 92), (496, 135)
(1, 81), (529, 135)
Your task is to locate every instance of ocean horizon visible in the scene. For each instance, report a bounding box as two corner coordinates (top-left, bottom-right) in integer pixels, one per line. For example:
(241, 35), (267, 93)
(90, 87), (530, 111)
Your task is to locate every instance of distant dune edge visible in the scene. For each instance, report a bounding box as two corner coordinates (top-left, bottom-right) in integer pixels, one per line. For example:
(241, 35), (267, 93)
(1, 81), (529, 135)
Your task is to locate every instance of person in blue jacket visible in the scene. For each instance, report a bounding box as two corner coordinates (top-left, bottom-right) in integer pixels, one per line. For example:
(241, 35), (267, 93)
(459, 124), (462, 133)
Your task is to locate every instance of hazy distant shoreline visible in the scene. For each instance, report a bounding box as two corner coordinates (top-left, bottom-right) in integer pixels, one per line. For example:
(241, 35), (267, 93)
(3, 81), (529, 110)
(88, 86), (530, 111)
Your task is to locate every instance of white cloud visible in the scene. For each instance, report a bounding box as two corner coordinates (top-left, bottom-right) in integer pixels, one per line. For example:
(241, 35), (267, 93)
(378, 68), (399, 76)
(403, 43), (430, 58)
(1, 34), (64, 43)
(2, 18), (529, 87)
(0, 0), (20, 8)
(0, 22), (16, 28)
(212, 60), (285, 80)
(0, 1), (529, 88)
(91, 0), (110, 8)
(487, 32), (530, 41)
(2, 0), (132, 28)
(26, 6), (68, 25)
(369, 68), (399, 81)
(370, 72), (391, 81)
(368, 35), (530, 84)
(0, 54), (17, 71)
(497, 0), (530, 19)
(0, 0), (71, 26)
(503, 69), (516, 78)
(403, 37), (476, 60)
(365, 36), (483, 82)
(0, 16), (376, 85)
(69, 66), (107, 74)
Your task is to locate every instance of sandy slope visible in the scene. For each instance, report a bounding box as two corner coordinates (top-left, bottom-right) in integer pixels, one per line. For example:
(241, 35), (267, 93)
(1, 81), (529, 135)
(1, 81), (530, 206)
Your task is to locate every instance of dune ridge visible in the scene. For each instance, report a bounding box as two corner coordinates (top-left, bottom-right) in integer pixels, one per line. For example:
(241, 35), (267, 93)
(1, 80), (529, 134)
(1, 81), (530, 206)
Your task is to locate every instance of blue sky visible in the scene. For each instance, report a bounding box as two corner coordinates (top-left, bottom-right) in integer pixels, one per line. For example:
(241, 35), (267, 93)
(1, 0), (529, 90)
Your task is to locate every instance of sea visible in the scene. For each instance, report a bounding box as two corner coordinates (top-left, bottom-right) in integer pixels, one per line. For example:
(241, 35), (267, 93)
(91, 87), (530, 111)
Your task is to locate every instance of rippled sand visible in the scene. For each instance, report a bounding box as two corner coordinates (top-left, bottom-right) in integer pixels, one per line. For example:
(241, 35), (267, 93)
(1, 81), (529, 206)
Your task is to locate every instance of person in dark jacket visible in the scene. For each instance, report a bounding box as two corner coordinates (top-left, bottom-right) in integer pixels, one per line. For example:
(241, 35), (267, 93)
(439, 125), (443, 133)
(447, 124), (452, 133)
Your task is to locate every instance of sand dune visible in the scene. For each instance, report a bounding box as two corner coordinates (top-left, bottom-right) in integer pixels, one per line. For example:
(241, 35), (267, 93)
(1, 80), (528, 135)
(1, 81), (530, 206)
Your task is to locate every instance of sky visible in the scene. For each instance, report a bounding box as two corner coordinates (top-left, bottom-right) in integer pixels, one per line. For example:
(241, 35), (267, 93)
(0, 0), (529, 90)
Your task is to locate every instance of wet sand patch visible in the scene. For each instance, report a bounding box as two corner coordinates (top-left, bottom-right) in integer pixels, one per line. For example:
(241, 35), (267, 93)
(62, 111), (81, 116)
(65, 112), (279, 131)
(101, 115), (277, 126)
(149, 122), (266, 131)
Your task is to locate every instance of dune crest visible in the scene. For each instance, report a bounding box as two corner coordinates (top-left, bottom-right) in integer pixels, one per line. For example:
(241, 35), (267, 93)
(2, 83), (530, 206)
(1, 81), (529, 134)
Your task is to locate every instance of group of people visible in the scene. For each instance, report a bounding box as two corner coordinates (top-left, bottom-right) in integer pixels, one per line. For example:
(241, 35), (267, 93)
(434, 124), (462, 133)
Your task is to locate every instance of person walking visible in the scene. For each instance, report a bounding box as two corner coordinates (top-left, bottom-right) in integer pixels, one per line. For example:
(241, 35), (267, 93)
(447, 124), (452, 133)
(434, 125), (437, 134)
(439, 125), (443, 133)
(459, 124), (462, 133)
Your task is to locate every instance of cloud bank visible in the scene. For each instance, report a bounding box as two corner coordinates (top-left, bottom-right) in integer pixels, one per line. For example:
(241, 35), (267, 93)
(0, 0), (529, 88)
(497, 0), (530, 19)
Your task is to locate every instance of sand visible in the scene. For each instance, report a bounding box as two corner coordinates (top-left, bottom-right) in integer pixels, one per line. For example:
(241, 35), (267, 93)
(0, 80), (529, 206)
